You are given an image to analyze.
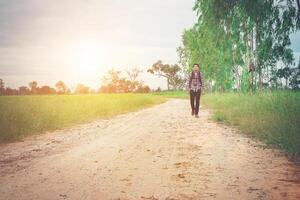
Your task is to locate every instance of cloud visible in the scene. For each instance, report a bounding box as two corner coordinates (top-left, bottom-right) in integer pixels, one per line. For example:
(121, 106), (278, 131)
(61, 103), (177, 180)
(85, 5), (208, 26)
(0, 0), (196, 48)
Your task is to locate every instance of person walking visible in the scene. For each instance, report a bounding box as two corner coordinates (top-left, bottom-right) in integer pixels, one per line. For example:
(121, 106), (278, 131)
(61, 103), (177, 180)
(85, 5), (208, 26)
(188, 63), (203, 118)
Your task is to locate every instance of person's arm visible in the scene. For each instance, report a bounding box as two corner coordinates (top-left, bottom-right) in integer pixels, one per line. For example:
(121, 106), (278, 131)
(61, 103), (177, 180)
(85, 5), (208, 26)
(200, 72), (203, 88)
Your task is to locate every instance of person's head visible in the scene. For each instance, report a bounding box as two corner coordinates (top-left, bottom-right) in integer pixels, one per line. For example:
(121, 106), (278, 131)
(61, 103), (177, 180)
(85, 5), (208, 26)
(193, 63), (199, 71)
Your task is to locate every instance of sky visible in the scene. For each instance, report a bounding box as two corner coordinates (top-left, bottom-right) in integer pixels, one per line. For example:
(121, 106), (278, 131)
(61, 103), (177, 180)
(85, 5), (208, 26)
(0, 0), (197, 90)
(0, 0), (299, 90)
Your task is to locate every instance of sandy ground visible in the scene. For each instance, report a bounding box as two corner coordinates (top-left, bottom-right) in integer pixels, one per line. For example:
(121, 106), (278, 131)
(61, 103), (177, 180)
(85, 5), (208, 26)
(0, 99), (300, 200)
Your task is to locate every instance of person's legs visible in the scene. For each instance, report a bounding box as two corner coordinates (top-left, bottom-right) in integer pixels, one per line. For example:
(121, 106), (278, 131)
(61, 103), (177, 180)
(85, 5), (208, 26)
(195, 89), (201, 116)
(190, 90), (195, 115)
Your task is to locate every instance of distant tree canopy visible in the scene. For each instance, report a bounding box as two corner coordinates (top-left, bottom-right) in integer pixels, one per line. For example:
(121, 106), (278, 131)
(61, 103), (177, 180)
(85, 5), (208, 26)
(18, 86), (30, 95)
(0, 80), (65, 96)
(55, 81), (69, 94)
(0, 79), (4, 95)
(0, 67), (153, 96)
(179, 0), (300, 91)
(147, 60), (185, 90)
(29, 81), (38, 94)
(75, 83), (90, 94)
(99, 69), (150, 93)
(38, 86), (56, 95)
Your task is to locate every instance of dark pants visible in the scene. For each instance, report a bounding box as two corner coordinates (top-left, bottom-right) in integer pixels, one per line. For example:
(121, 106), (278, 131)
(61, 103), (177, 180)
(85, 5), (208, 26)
(190, 89), (201, 115)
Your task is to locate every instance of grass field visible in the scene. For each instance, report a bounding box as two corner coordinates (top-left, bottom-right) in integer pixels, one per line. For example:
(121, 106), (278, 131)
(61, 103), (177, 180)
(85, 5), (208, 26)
(152, 90), (188, 99)
(202, 91), (300, 155)
(2, 91), (299, 156)
(0, 94), (166, 142)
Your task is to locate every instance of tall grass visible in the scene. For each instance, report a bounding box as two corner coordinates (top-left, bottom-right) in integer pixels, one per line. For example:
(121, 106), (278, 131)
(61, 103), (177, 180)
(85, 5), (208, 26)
(0, 94), (166, 141)
(202, 91), (300, 155)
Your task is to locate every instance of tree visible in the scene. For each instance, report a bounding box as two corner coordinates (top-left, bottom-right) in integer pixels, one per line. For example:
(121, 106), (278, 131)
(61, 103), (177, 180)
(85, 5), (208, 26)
(126, 68), (143, 92)
(126, 68), (143, 82)
(19, 86), (30, 95)
(147, 60), (184, 90)
(135, 85), (151, 93)
(0, 79), (4, 95)
(290, 59), (300, 90)
(100, 69), (124, 93)
(38, 86), (56, 95)
(4, 87), (18, 95)
(75, 83), (90, 94)
(99, 69), (150, 93)
(29, 81), (38, 94)
(155, 87), (162, 92)
(180, 0), (299, 91)
(55, 81), (68, 94)
(277, 67), (293, 89)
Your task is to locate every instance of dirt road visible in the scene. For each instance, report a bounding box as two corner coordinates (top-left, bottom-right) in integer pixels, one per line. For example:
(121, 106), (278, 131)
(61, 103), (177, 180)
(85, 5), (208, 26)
(0, 99), (300, 200)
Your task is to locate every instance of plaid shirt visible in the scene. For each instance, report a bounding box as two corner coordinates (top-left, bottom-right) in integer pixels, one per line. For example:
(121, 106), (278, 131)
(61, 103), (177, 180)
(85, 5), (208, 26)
(188, 71), (203, 91)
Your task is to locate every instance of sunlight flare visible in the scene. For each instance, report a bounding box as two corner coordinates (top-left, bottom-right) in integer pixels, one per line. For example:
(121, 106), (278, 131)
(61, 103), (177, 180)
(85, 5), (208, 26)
(66, 41), (104, 76)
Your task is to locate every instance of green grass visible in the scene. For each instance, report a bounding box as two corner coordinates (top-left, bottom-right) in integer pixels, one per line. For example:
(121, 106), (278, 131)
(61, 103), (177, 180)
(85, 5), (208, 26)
(152, 90), (188, 99)
(0, 93), (166, 142)
(202, 91), (300, 155)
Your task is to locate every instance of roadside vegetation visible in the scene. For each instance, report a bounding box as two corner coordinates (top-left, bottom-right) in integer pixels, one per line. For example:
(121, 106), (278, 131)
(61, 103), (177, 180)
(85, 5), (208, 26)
(202, 91), (300, 155)
(175, 0), (300, 156)
(151, 90), (300, 155)
(152, 90), (188, 99)
(0, 94), (166, 142)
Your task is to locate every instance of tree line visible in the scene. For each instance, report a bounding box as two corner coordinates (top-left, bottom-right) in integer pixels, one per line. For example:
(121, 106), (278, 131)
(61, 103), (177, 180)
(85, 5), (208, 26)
(178, 0), (300, 91)
(0, 79), (72, 96)
(0, 68), (153, 96)
(0, 61), (188, 96)
(99, 68), (151, 93)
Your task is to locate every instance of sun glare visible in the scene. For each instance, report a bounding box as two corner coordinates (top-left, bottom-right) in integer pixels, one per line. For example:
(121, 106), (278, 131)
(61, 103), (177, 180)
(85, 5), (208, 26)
(66, 42), (103, 76)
